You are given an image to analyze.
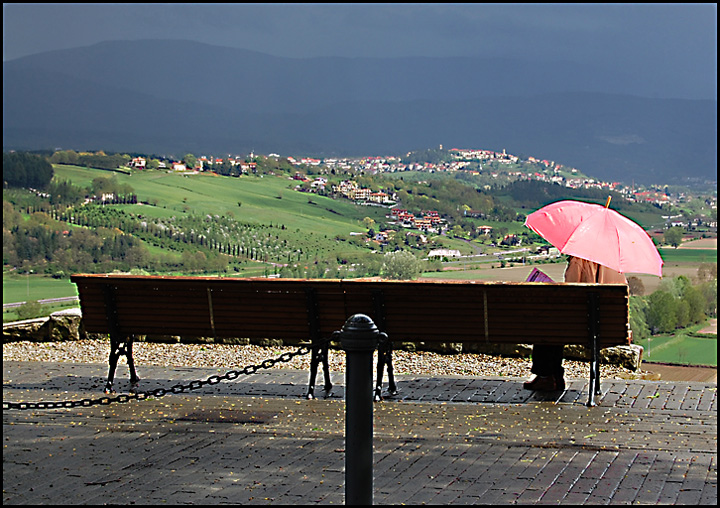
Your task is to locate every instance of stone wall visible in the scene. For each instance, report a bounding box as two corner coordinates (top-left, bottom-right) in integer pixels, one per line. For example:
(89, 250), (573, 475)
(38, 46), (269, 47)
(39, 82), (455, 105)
(3, 308), (84, 343)
(396, 341), (643, 371)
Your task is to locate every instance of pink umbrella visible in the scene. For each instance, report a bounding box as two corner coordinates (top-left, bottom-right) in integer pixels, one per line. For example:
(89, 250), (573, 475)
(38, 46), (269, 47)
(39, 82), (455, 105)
(524, 198), (663, 277)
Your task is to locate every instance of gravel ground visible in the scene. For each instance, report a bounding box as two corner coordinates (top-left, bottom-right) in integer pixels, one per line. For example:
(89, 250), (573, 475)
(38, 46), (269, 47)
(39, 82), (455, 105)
(3, 339), (648, 381)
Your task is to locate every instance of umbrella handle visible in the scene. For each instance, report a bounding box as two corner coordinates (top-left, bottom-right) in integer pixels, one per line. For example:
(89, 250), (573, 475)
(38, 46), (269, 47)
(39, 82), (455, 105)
(605, 196), (612, 208)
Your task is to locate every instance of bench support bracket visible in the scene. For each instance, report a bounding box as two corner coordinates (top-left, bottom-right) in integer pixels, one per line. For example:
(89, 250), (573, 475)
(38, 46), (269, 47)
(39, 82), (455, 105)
(307, 343), (333, 399)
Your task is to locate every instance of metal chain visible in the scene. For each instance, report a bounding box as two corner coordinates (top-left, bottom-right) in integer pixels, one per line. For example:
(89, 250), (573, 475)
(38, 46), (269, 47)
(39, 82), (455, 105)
(3, 343), (316, 411)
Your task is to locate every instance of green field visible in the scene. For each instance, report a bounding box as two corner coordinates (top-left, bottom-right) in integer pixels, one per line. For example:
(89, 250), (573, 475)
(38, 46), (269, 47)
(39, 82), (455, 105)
(658, 247), (717, 264)
(3, 272), (79, 304)
(635, 325), (717, 367)
(3, 272), (81, 322)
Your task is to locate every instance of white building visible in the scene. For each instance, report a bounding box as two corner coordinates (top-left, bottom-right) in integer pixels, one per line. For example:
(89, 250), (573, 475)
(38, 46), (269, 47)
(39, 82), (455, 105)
(428, 248), (462, 258)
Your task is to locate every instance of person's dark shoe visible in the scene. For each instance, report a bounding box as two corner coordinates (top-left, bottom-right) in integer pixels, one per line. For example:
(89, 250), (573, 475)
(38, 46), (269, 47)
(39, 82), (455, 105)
(523, 375), (557, 391)
(554, 375), (566, 392)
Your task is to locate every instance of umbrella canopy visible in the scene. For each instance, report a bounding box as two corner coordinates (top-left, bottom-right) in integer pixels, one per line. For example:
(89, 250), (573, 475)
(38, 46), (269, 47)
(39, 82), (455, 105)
(525, 199), (663, 277)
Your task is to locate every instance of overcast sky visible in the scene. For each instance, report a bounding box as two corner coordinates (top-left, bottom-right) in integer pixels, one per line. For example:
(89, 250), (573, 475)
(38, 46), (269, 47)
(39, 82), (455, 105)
(3, 3), (717, 100)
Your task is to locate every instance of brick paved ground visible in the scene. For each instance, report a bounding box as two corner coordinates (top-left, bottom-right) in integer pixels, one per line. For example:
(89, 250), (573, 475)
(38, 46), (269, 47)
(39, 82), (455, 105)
(3, 361), (717, 505)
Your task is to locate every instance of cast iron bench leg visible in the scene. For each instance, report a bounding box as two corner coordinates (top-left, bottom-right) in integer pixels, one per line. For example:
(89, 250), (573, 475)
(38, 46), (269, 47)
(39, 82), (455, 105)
(105, 334), (140, 394)
(586, 293), (601, 407)
(307, 341), (332, 399)
(374, 333), (396, 402)
(321, 342), (333, 396)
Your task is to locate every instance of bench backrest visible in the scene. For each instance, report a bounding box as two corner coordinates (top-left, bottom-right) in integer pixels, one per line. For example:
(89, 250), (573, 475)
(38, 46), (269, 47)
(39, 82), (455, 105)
(70, 275), (630, 348)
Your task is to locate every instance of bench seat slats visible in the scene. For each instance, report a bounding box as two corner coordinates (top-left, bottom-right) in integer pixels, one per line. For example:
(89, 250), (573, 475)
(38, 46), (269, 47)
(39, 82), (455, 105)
(71, 275), (630, 348)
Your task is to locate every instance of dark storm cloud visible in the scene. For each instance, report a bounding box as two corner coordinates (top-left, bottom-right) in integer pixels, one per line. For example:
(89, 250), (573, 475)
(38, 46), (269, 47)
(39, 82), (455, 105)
(2, 3), (716, 99)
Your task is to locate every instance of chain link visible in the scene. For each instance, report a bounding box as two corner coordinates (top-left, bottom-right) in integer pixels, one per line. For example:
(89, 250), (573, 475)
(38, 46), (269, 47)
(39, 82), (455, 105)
(3, 343), (315, 411)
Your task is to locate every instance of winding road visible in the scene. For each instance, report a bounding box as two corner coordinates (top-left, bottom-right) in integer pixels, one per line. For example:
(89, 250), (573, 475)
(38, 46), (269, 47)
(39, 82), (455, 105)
(3, 296), (79, 310)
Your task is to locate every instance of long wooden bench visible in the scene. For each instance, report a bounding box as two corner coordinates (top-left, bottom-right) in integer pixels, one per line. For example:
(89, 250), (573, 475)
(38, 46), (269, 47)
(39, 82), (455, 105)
(70, 274), (631, 406)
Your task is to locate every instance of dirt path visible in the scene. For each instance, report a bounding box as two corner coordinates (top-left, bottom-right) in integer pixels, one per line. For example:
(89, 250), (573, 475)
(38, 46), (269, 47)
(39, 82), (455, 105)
(678, 238), (717, 249)
(698, 318), (717, 335)
(642, 363), (717, 383)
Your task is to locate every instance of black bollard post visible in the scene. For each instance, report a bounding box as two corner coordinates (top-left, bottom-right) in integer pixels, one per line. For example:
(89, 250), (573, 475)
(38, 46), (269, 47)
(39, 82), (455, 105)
(340, 314), (381, 506)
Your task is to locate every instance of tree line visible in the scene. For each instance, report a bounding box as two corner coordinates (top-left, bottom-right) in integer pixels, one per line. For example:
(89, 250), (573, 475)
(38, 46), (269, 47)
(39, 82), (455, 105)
(49, 150), (132, 171)
(3, 152), (54, 189)
(629, 269), (717, 341)
(3, 205), (231, 275)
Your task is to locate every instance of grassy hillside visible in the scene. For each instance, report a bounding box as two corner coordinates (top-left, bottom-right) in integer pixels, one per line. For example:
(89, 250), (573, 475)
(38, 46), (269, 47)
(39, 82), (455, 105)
(54, 165), (385, 232)
(5, 167), (717, 371)
(40, 165), (714, 272)
(51, 165), (390, 263)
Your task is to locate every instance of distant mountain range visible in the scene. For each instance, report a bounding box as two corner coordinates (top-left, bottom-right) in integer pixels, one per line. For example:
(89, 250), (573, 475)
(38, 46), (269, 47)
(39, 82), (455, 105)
(3, 39), (717, 185)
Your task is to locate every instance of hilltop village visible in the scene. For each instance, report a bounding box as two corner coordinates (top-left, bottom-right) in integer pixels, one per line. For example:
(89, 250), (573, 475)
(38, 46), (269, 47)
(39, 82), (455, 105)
(123, 146), (717, 236)
(132, 148), (707, 201)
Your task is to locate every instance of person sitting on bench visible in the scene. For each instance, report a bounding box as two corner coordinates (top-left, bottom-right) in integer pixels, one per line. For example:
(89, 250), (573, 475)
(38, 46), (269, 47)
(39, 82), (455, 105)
(523, 255), (628, 392)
